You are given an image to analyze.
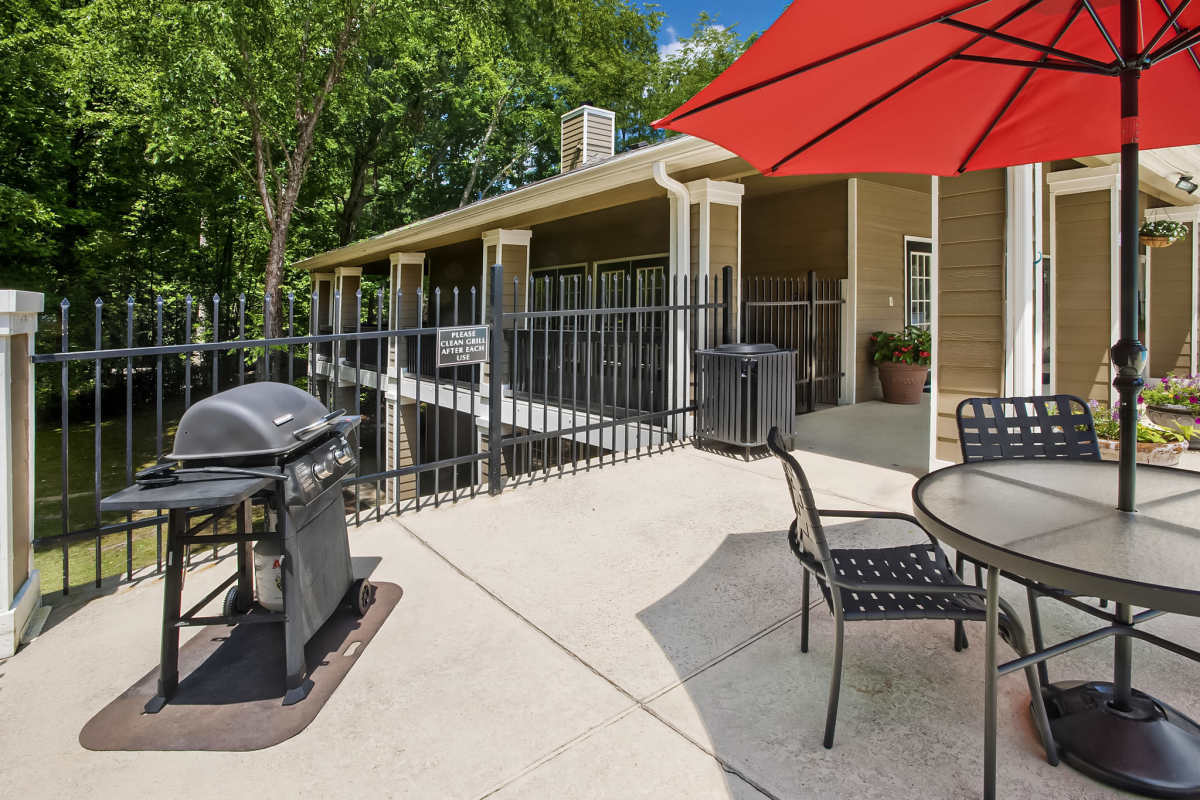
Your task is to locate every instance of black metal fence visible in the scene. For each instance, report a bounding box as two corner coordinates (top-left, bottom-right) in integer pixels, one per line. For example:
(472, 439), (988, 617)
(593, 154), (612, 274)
(493, 266), (731, 483)
(742, 272), (845, 411)
(29, 267), (732, 596)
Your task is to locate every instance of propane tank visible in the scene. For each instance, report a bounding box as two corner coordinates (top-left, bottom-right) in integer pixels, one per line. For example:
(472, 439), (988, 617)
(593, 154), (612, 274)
(252, 538), (285, 612)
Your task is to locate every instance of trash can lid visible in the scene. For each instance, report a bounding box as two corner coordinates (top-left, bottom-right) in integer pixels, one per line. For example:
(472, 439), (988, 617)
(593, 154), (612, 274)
(712, 343), (779, 354)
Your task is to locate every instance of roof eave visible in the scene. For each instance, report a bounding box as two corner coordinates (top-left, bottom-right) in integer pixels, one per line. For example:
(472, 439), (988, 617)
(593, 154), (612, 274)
(295, 135), (736, 272)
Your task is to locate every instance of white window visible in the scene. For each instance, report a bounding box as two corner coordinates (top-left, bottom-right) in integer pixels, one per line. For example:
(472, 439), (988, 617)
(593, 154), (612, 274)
(905, 238), (933, 329)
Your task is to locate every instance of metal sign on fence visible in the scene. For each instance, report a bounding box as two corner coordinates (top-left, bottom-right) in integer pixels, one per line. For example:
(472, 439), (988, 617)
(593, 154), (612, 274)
(435, 325), (488, 368)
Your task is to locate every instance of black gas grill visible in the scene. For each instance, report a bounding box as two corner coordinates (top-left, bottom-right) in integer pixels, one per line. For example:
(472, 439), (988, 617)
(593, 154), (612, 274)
(101, 382), (374, 712)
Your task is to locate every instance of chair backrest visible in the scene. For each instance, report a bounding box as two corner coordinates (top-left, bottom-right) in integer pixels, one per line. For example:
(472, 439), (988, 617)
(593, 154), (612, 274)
(766, 427), (834, 580)
(956, 394), (1101, 462)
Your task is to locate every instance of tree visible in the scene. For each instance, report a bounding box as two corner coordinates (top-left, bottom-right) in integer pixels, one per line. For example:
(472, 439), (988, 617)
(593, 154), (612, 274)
(626, 13), (754, 146)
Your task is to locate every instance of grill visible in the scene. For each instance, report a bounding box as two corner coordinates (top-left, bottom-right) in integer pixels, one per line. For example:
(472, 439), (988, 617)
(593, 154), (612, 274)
(100, 382), (374, 711)
(695, 343), (796, 458)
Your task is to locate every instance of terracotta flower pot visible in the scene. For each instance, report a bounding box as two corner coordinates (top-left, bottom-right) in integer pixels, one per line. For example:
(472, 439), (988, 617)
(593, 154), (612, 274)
(877, 361), (929, 404)
(1097, 437), (1188, 467)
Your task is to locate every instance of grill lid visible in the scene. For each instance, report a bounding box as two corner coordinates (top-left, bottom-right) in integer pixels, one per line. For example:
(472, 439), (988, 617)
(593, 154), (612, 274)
(167, 382), (341, 462)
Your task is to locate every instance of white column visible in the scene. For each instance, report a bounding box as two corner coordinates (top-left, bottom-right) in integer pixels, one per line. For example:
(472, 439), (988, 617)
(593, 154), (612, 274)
(686, 178), (745, 349)
(927, 176), (942, 471)
(0, 291), (43, 657)
(1005, 165), (1038, 397)
(845, 178), (859, 405)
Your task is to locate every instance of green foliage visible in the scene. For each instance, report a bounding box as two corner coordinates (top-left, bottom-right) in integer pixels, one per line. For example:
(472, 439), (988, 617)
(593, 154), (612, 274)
(1, 2), (755, 343)
(1141, 374), (1200, 412)
(869, 326), (932, 366)
(1088, 400), (1188, 444)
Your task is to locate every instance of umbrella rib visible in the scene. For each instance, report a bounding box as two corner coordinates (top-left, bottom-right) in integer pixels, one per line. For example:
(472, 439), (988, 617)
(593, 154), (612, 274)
(1143, 0), (1193, 57)
(1080, 0), (1126, 66)
(1148, 25), (1200, 63)
(1151, 0), (1200, 72)
(957, 1), (1088, 174)
(938, 17), (1112, 70)
(661, 0), (996, 125)
(951, 53), (1113, 72)
(768, 0), (1047, 174)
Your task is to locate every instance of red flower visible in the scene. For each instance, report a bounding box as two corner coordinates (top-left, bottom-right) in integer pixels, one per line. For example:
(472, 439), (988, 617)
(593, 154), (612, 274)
(919, 350), (930, 358)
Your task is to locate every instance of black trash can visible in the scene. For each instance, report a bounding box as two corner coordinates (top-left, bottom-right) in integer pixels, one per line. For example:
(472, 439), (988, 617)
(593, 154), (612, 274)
(695, 343), (796, 457)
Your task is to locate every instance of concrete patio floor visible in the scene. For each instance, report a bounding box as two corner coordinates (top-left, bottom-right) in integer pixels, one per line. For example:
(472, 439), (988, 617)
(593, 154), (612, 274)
(2, 442), (1198, 799)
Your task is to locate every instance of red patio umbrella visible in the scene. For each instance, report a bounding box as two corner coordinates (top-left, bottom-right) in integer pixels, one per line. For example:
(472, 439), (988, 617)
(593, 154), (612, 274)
(655, 0), (1200, 514)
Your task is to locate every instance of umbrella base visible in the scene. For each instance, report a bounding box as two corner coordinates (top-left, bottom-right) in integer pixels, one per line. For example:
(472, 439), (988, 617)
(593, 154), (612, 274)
(1044, 681), (1200, 798)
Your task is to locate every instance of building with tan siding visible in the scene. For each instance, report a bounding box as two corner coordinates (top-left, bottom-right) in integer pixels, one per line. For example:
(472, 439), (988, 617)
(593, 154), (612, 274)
(297, 105), (1200, 487)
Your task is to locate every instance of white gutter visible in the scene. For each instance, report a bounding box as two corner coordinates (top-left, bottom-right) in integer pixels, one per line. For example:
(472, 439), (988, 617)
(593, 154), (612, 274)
(653, 161), (692, 439)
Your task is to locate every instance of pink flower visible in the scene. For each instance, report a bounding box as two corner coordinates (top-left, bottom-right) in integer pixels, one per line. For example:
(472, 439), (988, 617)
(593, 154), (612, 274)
(1190, 396), (1199, 404)
(1137, 396), (1144, 404)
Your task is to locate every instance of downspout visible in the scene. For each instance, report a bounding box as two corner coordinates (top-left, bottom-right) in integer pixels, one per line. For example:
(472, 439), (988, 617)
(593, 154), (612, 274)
(653, 162), (692, 438)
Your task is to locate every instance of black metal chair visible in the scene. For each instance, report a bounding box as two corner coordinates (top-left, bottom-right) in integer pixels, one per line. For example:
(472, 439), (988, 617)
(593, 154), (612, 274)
(956, 394), (1101, 463)
(767, 428), (1057, 762)
(955, 394), (1102, 679)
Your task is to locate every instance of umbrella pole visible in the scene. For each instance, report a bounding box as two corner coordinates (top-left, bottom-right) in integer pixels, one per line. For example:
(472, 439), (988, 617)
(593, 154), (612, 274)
(1112, 0), (1148, 514)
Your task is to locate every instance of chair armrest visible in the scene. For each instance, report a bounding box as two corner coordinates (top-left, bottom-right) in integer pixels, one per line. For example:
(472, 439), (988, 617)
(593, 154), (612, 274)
(816, 509), (939, 546)
(828, 576), (988, 598)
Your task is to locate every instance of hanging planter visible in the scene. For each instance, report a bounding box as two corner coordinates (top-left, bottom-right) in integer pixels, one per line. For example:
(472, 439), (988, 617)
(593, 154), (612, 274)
(1139, 219), (1188, 248)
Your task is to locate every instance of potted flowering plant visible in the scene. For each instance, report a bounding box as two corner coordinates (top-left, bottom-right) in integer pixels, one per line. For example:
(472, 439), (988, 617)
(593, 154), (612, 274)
(869, 326), (931, 404)
(1142, 374), (1200, 446)
(1139, 219), (1189, 248)
(1088, 399), (1191, 466)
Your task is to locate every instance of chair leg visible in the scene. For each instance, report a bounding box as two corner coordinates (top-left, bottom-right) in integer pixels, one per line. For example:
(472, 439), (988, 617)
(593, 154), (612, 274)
(1021, 662), (1060, 766)
(823, 613), (845, 749)
(995, 594), (1060, 768)
(1026, 586), (1050, 687)
(801, 570), (811, 654)
(954, 552), (968, 651)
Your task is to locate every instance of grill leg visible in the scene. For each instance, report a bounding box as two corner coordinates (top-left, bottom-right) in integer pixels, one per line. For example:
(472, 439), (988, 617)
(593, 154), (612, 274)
(235, 500), (254, 613)
(146, 509), (186, 714)
(280, 507), (312, 706)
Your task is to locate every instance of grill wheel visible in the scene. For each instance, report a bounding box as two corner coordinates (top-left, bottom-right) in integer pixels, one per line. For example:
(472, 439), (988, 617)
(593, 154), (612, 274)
(223, 585), (250, 617)
(348, 579), (376, 618)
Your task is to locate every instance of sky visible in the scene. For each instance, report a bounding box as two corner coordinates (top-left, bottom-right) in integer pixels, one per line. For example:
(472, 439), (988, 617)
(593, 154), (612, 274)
(653, 1), (788, 57)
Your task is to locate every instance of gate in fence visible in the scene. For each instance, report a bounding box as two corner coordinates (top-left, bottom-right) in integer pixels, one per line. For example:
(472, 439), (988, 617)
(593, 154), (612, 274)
(741, 272), (845, 412)
(27, 265), (730, 596)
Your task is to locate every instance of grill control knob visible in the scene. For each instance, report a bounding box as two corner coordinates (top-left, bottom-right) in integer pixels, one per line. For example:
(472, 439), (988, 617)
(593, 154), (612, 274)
(313, 460), (334, 481)
(333, 445), (352, 466)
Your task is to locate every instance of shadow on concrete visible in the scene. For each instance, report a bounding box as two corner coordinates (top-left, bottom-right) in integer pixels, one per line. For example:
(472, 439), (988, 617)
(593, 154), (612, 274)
(636, 517), (963, 799)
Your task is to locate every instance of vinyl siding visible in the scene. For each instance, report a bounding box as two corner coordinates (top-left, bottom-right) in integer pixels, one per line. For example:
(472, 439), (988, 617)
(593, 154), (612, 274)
(936, 169), (1006, 463)
(1149, 227), (1194, 377)
(742, 181), (848, 280)
(530, 198), (669, 268)
(854, 178), (932, 402)
(1055, 189), (1111, 403)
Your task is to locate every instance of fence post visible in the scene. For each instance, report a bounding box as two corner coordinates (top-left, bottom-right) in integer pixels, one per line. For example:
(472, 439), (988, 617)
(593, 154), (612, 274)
(806, 270), (817, 413)
(721, 265), (733, 345)
(487, 263), (505, 495)
(0, 291), (44, 657)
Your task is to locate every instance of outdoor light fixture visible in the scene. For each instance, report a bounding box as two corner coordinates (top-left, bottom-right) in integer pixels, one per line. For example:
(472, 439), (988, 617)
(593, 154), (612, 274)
(1177, 174), (1198, 194)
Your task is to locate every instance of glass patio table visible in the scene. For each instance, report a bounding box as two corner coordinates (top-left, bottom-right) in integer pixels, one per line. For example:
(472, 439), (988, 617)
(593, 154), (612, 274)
(912, 459), (1200, 800)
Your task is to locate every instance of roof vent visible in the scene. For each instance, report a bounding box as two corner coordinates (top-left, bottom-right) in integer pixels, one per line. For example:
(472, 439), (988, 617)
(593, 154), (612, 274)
(560, 105), (615, 173)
